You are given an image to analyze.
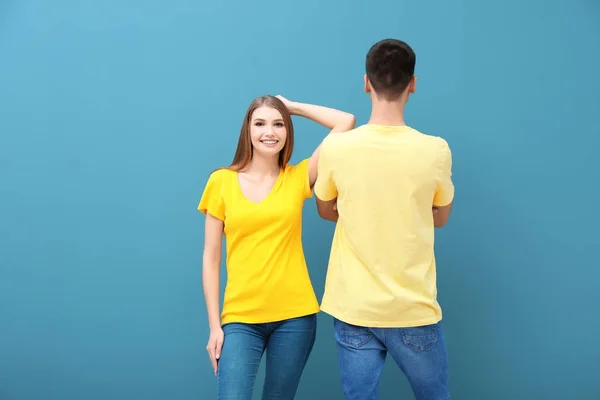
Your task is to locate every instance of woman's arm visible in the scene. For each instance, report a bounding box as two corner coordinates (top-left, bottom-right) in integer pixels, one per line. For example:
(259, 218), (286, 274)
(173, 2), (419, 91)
(276, 95), (355, 188)
(203, 213), (223, 329)
(203, 213), (224, 375)
(283, 97), (356, 134)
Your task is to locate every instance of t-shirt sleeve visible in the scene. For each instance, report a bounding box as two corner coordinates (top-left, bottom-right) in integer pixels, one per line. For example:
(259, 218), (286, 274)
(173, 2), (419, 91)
(198, 170), (226, 220)
(314, 139), (338, 201)
(433, 139), (454, 207)
(288, 158), (313, 199)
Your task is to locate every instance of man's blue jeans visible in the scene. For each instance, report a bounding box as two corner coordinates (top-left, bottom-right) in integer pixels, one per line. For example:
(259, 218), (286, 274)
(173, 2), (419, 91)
(334, 318), (451, 400)
(217, 314), (317, 400)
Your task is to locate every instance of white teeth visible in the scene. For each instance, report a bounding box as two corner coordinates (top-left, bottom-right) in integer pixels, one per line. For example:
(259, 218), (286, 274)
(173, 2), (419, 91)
(262, 140), (277, 144)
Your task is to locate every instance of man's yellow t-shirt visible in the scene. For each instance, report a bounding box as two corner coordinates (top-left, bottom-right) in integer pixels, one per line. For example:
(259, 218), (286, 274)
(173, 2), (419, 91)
(198, 159), (320, 325)
(314, 124), (454, 328)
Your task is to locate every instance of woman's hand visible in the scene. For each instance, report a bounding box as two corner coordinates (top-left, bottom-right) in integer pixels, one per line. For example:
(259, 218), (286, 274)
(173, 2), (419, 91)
(206, 327), (224, 376)
(275, 95), (297, 113)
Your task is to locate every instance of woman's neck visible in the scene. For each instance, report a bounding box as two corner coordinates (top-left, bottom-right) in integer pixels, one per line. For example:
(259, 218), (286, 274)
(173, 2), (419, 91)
(243, 154), (280, 176)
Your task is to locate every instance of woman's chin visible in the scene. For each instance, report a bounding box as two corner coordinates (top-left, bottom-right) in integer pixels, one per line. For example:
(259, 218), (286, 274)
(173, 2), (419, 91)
(255, 146), (283, 158)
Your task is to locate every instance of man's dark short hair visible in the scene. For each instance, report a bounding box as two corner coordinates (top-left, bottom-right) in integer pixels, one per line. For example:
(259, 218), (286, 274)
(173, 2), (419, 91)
(366, 39), (416, 101)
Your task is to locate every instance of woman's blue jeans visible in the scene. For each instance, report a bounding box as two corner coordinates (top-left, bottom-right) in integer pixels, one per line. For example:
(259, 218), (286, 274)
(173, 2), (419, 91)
(216, 313), (317, 400)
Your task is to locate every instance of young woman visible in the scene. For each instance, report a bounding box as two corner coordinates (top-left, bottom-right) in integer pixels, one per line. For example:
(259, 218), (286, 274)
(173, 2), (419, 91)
(198, 94), (355, 399)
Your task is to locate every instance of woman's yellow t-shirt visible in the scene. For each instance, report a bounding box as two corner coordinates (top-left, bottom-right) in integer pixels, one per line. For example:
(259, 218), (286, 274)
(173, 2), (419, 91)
(198, 159), (320, 325)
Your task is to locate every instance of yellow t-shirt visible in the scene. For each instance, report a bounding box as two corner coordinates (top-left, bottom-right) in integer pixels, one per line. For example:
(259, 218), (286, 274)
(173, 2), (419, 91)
(198, 159), (320, 325)
(314, 124), (454, 328)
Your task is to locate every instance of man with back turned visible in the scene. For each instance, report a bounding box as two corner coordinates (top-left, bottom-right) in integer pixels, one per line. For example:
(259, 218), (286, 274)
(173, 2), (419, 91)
(314, 38), (455, 400)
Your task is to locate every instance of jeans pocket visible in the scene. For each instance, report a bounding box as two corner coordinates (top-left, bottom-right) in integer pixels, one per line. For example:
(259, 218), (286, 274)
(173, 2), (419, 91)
(401, 324), (439, 351)
(334, 319), (373, 349)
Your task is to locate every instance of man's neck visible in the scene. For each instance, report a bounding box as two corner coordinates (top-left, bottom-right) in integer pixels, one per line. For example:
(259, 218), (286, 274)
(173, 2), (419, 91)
(367, 98), (408, 127)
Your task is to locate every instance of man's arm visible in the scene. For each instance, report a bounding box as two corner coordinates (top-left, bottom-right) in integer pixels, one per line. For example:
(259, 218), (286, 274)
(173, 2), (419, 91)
(433, 202), (453, 227)
(316, 198), (338, 222)
(314, 139), (339, 222)
(432, 139), (454, 228)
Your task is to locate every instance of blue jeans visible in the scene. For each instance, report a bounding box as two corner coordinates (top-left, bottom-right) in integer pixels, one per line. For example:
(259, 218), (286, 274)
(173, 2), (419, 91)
(334, 318), (451, 400)
(217, 314), (317, 400)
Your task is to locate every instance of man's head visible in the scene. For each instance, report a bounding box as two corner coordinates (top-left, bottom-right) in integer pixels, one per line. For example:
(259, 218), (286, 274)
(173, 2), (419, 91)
(364, 39), (416, 102)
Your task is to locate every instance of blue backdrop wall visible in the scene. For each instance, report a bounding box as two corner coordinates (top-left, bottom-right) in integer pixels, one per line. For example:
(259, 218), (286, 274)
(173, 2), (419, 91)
(1, 0), (599, 399)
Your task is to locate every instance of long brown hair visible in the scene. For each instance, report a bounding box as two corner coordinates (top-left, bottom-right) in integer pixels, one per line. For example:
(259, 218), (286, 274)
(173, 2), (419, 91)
(227, 95), (294, 172)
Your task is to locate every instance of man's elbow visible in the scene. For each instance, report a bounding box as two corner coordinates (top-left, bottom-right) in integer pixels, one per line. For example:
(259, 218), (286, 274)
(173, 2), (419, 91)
(320, 210), (339, 222)
(432, 202), (453, 228)
(316, 204), (327, 219)
(316, 198), (339, 222)
(433, 217), (449, 228)
(317, 205), (338, 222)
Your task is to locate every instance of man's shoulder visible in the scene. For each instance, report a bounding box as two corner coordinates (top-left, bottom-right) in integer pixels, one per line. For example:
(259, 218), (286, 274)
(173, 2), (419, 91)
(408, 128), (451, 154)
(323, 126), (364, 144)
(322, 125), (451, 155)
(409, 127), (447, 143)
(320, 127), (365, 154)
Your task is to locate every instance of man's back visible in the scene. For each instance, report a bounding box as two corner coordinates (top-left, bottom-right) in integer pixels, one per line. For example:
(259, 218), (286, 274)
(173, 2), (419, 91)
(315, 38), (454, 399)
(315, 123), (454, 328)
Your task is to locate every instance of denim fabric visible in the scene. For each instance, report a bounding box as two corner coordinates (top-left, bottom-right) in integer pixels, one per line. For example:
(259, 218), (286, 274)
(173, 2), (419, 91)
(334, 318), (451, 400)
(217, 314), (317, 400)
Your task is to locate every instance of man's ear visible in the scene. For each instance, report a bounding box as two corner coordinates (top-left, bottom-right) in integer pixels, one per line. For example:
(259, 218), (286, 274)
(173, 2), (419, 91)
(408, 75), (417, 94)
(364, 74), (371, 93)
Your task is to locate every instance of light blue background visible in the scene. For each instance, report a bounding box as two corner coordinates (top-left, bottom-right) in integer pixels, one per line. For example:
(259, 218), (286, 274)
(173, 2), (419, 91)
(1, 0), (599, 399)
